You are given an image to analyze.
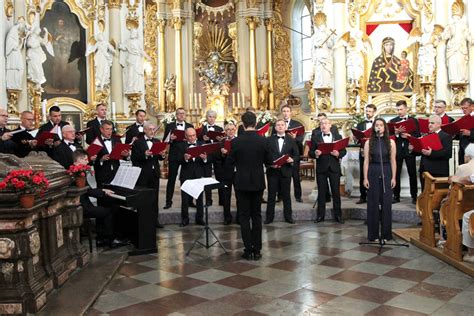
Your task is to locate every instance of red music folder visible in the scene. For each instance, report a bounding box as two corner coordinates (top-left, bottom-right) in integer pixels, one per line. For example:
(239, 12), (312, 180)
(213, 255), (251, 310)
(206, 130), (226, 141)
(195, 127), (203, 138)
(75, 127), (90, 136)
(86, 137), (103, 157)
(224, 140), (232, 151)
(441, 115), (474, 136)
(317, 137), (350, 155)
(272, 154), (290, 167)
(185, 142), (221, 158)
(109, 143), (131, 160)
(417, 118), (430, 134)
(150, 142), (168, 155)
(408, 133), (443, 152)
(172, 129), (186, 142)
(36, 132), (56, 146)
(286, 126), (305, 136)
(351, 128), (372, 142)
(388, 118), (417, 134)
(256, 123), (270, 136)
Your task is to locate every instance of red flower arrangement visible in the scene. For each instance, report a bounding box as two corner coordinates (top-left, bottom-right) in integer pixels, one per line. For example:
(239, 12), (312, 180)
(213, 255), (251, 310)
(0, 169), (49, 195)
(66, 164), (93, 179)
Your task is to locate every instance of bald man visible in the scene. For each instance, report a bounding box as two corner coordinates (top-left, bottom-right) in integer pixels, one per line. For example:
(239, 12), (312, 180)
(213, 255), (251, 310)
(52, 125), (83, 169)
(0, 109), (16, 154)
(11, 111), (38, 158)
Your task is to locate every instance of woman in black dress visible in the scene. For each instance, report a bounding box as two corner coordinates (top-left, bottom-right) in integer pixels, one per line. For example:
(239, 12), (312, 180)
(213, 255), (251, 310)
(363, 118), (397, 241)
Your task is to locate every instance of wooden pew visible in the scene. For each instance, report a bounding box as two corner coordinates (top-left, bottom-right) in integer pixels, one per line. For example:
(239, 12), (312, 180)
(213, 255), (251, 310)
(443, 182), (474, 261)
(416, 172), (450, 247)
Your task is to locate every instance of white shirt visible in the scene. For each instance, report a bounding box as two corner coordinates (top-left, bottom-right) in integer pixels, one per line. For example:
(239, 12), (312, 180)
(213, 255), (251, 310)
(50, 121), (63, 140)
(102, 136), (112, 153)
(145, 137), (153, 150)
(176, 121), (185, 131)
(322, 132), (332, 143)
(277, 134), (285, 152)
(137, 122), (144, 133)
(284, 119), (291, 129)
(365, 119), (373, 130)
(65, 141), (76, 152)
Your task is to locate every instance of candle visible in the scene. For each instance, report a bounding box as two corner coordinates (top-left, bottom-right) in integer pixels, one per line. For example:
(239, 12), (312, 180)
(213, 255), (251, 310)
(111, 101), (116, 122)
(41, 99), (47, 122)
(232, 93), (236, 111)
(198, 93), (202, 109)
(412, 94), (417, 113)
(368, 95), (372, 105)
(425, 91), (430, 113)
(241, 93), (244, 108)
(356, 95), (361, 113)
(189, 93), (192, 110)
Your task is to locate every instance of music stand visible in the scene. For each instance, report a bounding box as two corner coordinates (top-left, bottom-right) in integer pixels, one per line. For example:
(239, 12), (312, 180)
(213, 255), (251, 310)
(187, 183), (229, 256)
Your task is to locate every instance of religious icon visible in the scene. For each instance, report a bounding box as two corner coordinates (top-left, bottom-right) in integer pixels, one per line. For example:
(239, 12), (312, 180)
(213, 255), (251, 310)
(367, 37), (414, 93)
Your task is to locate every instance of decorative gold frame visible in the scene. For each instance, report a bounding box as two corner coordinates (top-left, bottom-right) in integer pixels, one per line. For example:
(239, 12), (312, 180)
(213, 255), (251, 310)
(41, 0), (96, 104)
(46, 97), (89, 126)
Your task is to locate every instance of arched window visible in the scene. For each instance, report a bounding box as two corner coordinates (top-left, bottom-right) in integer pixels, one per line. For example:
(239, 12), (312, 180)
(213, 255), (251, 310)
(292, 0), (313, 87)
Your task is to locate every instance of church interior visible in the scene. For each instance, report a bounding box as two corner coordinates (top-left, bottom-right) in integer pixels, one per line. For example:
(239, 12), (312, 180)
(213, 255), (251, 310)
(0, 0), (474, 315)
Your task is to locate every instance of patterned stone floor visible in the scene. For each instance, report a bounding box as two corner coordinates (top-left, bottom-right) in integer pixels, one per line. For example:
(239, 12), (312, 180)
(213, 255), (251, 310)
(87, 220), (473, 315)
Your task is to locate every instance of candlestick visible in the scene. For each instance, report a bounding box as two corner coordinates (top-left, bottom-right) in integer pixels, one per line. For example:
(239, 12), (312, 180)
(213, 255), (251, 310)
(41, 99), (47, 122)
(189, 93), (192, 110)
(356, 95), (361, 113)
(241, 93), (245, 108)
(111, 101), (117, 122)
(368, 95), (372, 105)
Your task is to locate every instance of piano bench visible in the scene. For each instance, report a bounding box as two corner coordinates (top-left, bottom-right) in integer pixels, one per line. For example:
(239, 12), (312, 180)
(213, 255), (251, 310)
(81, 218), (96, 253)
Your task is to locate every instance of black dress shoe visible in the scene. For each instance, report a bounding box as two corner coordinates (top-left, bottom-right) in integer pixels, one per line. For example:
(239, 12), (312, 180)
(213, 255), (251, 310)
(392, 197), (400, 203)
(223, 219), (232, 225)
(241, 251), (253, 260)
(264, 219), (273, 224)
(285, 218), (295, 224)
(110, 238), (130, 249)
(253, 251), (262, 260)
(355, 198), (366, 204)
(326, 197), (332, 203)
(156, 223), (164, 229)
(335, 216), (345, 224)
(314, 217), (325, 223)
(163, 203), (172, 209)
(195, 220), (205, 226)
(295, 198), (303, 203)
(179, 220), (189, 227)
(412, 198), (417, 205)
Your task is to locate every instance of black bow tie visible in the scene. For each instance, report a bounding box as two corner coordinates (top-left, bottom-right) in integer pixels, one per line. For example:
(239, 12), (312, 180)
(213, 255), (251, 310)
(366, 120), (372, 123)
(188, 143), (196, 146)
(323, 134), (330, 137)
(208, 125), (214, 128)
(400, 117), (407, 120)
(146, 138), (153, 142)
(137, 124), (143, 127)
(277, 136), (285, 140)
(103, 138), (111, 142)
(177, 123), (183, 126)
(284, 120), (289, 123)
(67, 142), (74, 147)
(99, 120), (104, 124)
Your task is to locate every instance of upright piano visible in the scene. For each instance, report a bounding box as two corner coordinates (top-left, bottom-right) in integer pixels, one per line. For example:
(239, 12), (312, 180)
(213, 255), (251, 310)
(103, 184), (158, 256)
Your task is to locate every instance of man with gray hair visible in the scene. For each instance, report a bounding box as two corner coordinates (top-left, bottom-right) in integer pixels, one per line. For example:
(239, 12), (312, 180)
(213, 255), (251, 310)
(53, 125), (83, 169)
(415, 115), (453, 190)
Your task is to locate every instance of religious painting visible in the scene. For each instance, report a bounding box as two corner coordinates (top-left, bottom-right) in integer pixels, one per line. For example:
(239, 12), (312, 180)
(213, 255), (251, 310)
(366, 22), (415, 94)
(62, 111), (82, 130)
(41, 1), (87, 103)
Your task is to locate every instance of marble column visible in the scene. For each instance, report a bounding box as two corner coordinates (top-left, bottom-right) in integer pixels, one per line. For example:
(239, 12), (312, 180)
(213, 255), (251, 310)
(332, 1), (347, 112)
(265, 18), (275, 111)
(14, 0), (27, 112)
(108, 1), (124, 115)
(157, 19), (166, 112)
(172, 17), (184, 109)
(435, 0), (448, 103)
(467, 1), (474, 97)
(246, 16), (260, 109)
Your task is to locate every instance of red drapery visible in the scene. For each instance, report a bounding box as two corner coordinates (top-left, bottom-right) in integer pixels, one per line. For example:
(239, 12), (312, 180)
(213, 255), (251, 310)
(366, 22), (413, 36)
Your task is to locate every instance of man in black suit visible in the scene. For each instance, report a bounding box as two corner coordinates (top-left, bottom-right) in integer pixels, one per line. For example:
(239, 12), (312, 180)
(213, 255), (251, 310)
(131, 122), (166, 228)
(125, 109), (146, 144)
(163, 107), (193, 209)
(390, 100), (419, 204)
(433, 100), (455, 125)
(93, 120), (130, 187)
(355, 104), (376, 204)
(230, 112), (269, 260)
(0, 109), (15, 154)
(309, 118), (346, 224)
(458, 98), (474, 164)
(86, 103), (116, 145)
(237, 107), (266, 135)
(52, 125), (82, 169)
(272, 105), (304, 202)
(11, 111), (38, 158)
(37, 105), (71, 157)
(200, 109), (224, 206)
(265, 119), (299, 224)
(179, 127), (208, 226)
(214, 122), (237, 225)
(414, 115), (453, 190)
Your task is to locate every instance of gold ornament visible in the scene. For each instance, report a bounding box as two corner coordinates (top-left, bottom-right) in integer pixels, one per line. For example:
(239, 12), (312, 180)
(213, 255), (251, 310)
(449, 82), (467, 109)
(452, 0), (465, 17)
(6, 89), (20, 116)
(4, 0), (13, 19)
(228, 22), (238, 62)
(315, 88), (332, 113)
(144, 2), (159, 113)
(313, 11), (327, 27)
(126, 92), (142, 116)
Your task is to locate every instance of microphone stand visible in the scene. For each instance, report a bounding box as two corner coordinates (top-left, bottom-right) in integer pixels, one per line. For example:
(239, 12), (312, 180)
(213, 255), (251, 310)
(359, 132), (409, 254)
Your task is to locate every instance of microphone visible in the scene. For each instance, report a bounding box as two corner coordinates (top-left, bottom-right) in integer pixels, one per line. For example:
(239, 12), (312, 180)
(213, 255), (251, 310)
(375, 127), (382, 136)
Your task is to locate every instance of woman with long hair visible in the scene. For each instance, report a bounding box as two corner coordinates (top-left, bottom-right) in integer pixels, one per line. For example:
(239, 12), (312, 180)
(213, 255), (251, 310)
(363, 118), (397, 241)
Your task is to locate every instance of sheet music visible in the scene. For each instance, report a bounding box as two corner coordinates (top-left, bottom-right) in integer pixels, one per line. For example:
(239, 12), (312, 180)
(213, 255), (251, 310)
(181, 177), (220, 200)
(110, 166), (141, 189)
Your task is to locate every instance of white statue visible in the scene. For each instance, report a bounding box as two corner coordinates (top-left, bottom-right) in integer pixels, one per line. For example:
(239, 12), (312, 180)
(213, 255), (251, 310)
(311, 12), (335, 89)
(85, 32), (115, 91)
(409, 25), (443, 82)
(26, 27), (54, 88)
(119, 28), (150, 94)
(443, 1), (472, 83)
(5, 18), (27, 90)
(342, 30), (370, 88)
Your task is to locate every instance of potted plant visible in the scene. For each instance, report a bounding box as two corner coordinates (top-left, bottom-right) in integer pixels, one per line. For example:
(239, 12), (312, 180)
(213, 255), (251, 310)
(66, 164), (93, 188)
(0, 169), (49, 208)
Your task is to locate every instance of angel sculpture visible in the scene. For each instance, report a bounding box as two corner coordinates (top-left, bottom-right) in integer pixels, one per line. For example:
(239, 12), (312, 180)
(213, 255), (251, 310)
(311, 12), (335, 89)
(86, 32), (115, 91)
(26, 26), (54, 88)
(119, 28), (150, 94)
(6, 18), (27, 90)
(408, 25), (443, 83)
(340, 30), (371, 88)
(164, 74), (176, 112)
(258, 71), (271, 110)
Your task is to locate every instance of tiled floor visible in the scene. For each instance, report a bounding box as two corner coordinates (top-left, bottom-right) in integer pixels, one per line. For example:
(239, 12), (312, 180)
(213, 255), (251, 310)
(88, 221), (473, 315)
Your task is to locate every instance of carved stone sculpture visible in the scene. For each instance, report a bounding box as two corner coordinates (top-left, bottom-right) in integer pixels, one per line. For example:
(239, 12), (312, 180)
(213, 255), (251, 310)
(119, 28), (150, 94)
(85, 32), (115, 91)
(26, 27), (54, 88)
(164, 74), (176, 112)
(5, 18), (27, 90)
(311, 12), (334, 89)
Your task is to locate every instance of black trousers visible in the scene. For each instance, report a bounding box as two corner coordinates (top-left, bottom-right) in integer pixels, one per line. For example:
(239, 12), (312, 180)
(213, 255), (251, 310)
(394, 155), (418, 199)
(292, 163), (302, 199)
(359, 154), (367, 200)
(204, 164), (213, 204)
(221, 179), (234, 222)
(316, 170), (341, 219)
(165, 161), (180, 205)
(236, 190), (263, 252)
(367, 165), (393, 240)
(83, 205), (115, 239)
(266, 173), (292, 222)
(181, 187), (203, 223)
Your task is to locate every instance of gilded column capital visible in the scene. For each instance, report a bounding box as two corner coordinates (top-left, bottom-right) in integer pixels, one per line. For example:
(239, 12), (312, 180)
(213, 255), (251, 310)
(172, 16), (185, 30)
(246, 16), (260, 30)
(157, 18), (167, 33)
(264, 18), (274, 31)
(108, 0), (122, 9)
